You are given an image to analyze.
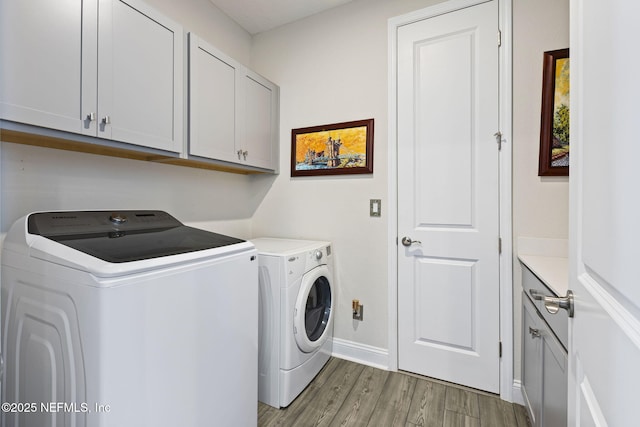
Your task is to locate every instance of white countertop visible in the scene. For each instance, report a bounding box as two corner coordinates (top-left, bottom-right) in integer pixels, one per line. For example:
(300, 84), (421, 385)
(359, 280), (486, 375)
(518, 254), (569, 296)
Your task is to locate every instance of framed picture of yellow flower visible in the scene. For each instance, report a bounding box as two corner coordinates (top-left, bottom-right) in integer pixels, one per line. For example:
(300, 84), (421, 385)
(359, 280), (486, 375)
(291, 119), (374, 177)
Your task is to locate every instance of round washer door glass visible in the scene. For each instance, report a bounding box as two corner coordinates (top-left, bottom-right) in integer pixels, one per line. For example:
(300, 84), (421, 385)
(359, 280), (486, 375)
(305, 275), (331, 341)
(294, 265), (333, 353)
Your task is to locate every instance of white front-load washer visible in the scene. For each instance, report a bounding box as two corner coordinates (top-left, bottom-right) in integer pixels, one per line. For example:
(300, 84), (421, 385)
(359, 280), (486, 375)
(1, 211), (258, 427)
(252, 238), (334, 408)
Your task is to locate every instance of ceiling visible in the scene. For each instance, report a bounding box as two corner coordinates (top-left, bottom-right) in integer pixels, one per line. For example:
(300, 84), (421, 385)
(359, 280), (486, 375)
(209, 0), (355, 35)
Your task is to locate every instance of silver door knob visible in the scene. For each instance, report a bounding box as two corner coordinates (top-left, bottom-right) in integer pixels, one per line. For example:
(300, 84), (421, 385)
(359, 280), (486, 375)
(401, 237), (421, 247)
(543, 290), (574, 318)
(102, 115), (111, 125)
(86, 112), (96, 121)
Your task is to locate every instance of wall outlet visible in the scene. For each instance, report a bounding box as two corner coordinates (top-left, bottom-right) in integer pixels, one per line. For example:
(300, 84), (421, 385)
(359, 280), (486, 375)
(352, 299), (364, 321)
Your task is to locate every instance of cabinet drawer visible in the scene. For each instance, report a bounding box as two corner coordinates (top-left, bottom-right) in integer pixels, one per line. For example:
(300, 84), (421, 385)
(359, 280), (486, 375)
(522, 265), (568, 350)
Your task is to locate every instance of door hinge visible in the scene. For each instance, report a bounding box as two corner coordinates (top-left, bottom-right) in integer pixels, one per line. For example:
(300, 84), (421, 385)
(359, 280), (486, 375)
(494, 131), (502, 150)
(498, 237), (502, 254)
(497, 29), (502, 47)
(499, 341), (502, 358)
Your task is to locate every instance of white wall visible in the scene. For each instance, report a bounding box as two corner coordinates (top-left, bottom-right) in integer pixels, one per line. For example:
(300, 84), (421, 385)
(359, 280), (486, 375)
(512, 0), (570, 380)
(0, 143), (265, 235)
(250, 0), (444, 352)
(0, 0), (264, 236)
(146, 0), (252, 65)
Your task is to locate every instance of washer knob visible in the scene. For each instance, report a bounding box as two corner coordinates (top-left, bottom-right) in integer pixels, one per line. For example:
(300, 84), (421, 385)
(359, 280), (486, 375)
(314, 250), (323, 260)
(109, 213), (128, 225)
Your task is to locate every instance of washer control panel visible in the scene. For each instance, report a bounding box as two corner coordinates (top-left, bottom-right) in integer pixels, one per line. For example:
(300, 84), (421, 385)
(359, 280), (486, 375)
(28, 210), (180, 236)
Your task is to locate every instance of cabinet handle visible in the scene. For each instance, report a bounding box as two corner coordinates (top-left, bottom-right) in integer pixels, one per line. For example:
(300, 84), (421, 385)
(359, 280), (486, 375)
(529, 326), (541, 338)
(243, 150), (248, 160)
(86, 112), (96, 122)
(237, 149), (243, 160)
(102, 116), (111, 125)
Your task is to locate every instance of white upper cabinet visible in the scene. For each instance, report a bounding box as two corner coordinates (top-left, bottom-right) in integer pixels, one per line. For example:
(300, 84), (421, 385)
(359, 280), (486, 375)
(189, 35), (240, 163)
(189, 33), (278, 171)
(0, 0), (86, 133)
(94, 0), (183, 152)
(1, 0), (183, 153)
(242, 70), (278, 170)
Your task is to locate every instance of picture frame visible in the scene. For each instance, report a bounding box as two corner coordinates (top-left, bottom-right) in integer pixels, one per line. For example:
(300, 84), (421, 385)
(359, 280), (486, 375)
(539, 48), (570, 176)
(291, 119), (374, 177)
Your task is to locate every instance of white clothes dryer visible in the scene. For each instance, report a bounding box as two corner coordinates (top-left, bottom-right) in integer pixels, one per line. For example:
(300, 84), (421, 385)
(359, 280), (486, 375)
(252, 238), (335, 408)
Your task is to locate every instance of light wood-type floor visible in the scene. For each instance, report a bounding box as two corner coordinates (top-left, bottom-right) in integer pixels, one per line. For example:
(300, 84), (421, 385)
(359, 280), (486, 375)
(258, 357), (530, 427)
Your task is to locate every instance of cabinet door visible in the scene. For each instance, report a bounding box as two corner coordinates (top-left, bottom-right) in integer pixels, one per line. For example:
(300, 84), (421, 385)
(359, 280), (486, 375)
(522, 294), (542, 427)
(241, 70), (278, 170)
(0, 0), (94, 134)
(98, 0), (183, 152)
(188, 34), (240, 163)
(541, 327), (567, 427)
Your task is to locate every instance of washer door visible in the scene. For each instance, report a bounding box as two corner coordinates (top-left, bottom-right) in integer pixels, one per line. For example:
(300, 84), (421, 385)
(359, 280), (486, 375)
(294, 265), (333, 353)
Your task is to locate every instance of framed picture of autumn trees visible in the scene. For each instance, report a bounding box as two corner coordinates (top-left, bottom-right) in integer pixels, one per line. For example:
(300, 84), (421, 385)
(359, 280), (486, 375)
(539, 48), (570, 176)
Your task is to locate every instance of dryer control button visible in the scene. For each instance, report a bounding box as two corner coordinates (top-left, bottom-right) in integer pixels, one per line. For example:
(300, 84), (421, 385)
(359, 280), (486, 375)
(314, 250), (323, 260)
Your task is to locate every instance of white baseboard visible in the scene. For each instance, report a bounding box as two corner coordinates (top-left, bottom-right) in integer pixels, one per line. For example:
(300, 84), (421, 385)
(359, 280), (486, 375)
(511, 380), (525, 406)
(331, 338), (389, 370)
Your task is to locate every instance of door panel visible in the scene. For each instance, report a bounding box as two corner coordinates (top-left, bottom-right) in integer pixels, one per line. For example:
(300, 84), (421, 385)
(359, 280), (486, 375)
(415, 258), (476, 349)
(568, 1), (640, 425)
(414, 33), (474, 227)
(397, 0), (500, 393)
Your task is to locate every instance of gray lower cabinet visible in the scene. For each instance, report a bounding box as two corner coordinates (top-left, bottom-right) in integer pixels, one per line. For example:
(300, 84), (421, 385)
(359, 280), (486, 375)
(521, 274), (568, 427)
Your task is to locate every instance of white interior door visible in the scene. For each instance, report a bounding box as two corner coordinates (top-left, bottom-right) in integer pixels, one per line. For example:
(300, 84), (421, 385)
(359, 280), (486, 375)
(397, 0), (500, 393)
(568, 0), (640, 424)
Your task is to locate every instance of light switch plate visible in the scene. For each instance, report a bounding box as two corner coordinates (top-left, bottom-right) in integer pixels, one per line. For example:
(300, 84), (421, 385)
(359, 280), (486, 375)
(370, 199), (381, 217)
